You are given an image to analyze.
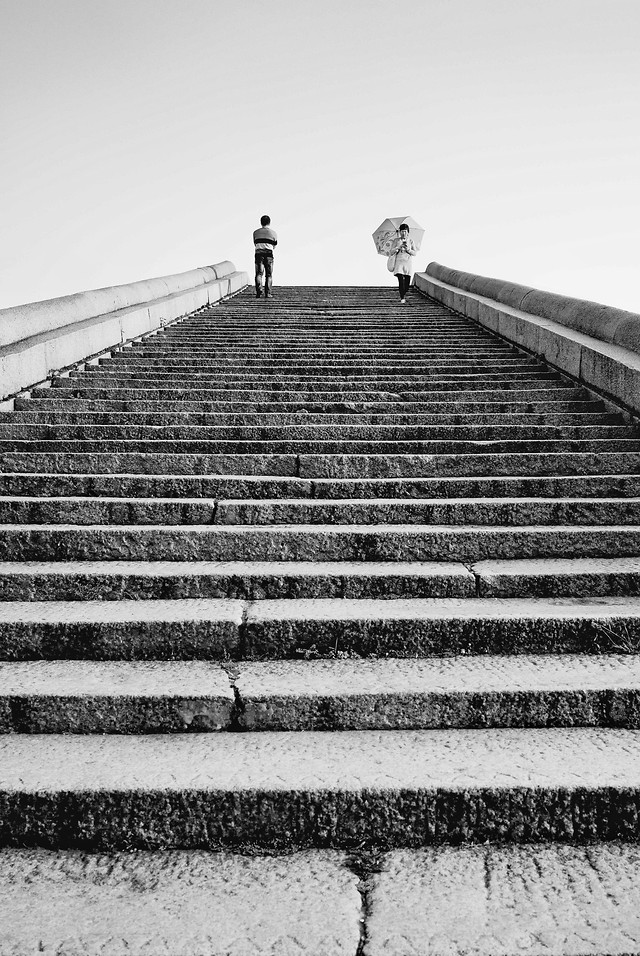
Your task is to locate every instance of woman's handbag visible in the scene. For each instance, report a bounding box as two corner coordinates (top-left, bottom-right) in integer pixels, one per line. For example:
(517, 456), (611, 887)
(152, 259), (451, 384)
(386, 253), (396, 272)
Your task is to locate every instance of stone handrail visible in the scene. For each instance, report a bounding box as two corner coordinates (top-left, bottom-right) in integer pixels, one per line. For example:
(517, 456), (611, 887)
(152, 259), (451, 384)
(415, 262), (640, 417)
(0, 261), (248, 401)
(425, 262), (640, 355)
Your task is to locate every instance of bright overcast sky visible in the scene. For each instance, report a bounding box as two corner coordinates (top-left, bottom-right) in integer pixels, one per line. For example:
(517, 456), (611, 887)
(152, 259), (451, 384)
(1, 0), (639, 311)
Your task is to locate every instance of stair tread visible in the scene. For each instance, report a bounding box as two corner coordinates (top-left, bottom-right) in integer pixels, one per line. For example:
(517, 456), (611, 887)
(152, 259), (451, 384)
(1, 727), (639, 791)
(1, 594), (640, 624)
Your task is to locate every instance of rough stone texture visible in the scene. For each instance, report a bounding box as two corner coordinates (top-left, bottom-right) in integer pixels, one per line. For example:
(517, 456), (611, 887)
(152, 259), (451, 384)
(2, 522), (640, 563)
(365, 843), (640, 955)
(417, 268), (640, 417)
(243, 595), (640, 658)
(474, 556), (640, 597)
(0, 598), (243, 660)
(1, 728), (640, 847)
(235, 655), (640, 730)
(0, 661), (234, 732)
(0, 558), (475, 601)
(0, 849), (361, 955)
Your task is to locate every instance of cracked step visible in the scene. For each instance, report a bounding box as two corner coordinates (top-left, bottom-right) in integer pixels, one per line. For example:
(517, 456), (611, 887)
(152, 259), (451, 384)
(2, 654), (640, 733)
(0, 595), (639, 660)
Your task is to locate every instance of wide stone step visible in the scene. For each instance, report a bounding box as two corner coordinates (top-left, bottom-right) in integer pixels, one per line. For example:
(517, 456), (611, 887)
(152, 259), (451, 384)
(4, 495), (639, 527)
(68, 370), (561, 385)
(1, 654), (639, 733)
(16, 396), (604, 414)
(0, 424), (631, 441)
(104, 355), (536, 369)
(4, 439), (639, 457)
(3, 410), (618, 426)
(3, 451), (640, 479)
(2, 472), (637, 500)
(33, 384), (583, 402)
(1, 727), (640, 847)
(474, 555), (640, 596)
(3, 522), (640, 562)
(0, 595), (639, 659)
(0, 559), (475, 601)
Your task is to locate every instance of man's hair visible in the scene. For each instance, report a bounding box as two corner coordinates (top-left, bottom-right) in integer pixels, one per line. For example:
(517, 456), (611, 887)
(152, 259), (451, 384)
(260, 215), (271, 226)
(399, 223), (410, 232)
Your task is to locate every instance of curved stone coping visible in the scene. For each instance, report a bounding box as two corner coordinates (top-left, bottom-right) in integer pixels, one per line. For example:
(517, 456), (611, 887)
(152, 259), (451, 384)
(415, 269), (640, 418)
(426, 261), (640, 355)
(0, 262), (248, 401)
(0, 261), (236, 350)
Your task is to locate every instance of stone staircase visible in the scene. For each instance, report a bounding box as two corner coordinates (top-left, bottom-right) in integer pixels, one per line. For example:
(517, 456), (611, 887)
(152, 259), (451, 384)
(1, 284), (640, 953)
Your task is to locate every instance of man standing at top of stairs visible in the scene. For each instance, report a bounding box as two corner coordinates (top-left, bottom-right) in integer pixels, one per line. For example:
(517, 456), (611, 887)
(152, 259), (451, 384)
(253, 214), (278, 298)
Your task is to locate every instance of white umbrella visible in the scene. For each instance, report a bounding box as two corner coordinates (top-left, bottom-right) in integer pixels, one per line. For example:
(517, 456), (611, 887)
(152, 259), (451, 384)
(372, 216), (424, 255)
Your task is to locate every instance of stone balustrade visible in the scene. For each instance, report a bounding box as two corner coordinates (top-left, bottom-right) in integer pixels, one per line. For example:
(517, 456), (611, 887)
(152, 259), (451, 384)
(0, 261), (248, 401)
(415, 262), (640, 418)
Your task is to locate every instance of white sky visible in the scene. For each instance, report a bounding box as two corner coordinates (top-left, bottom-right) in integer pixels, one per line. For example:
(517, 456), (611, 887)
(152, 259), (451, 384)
(1, 0), (639, 311)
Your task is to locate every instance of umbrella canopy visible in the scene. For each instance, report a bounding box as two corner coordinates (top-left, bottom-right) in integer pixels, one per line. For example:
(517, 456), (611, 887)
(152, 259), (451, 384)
(372, 216), (424, 255)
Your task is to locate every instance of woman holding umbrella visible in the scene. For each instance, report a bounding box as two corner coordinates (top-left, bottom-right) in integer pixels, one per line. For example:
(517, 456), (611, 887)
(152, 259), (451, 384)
(389, 223), (417, 303)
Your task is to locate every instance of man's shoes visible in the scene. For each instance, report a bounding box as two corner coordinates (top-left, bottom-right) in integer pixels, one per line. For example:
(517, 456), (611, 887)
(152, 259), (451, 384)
(400, 298), (406, 304)
(256, 292), (262, 298)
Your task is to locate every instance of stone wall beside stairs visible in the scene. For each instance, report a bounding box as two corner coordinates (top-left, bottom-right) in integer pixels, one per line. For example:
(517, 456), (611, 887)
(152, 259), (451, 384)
(0, 261), (249, 401)
(415, 263), (640, 419)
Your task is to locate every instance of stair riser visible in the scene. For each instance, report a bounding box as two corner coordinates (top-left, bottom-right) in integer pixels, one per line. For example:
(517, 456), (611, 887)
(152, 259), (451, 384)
(2, 499), (640, 526)
(1, 412), (618, 426)
(0, 569), (475, 602)
(0, 426), (631, 441)
(0, 614), (637, 660)
(0, 788), (636, 849)
(2, 526), (640, 562)
(2, 474), (636, 499)
(1, 689), (639, 733)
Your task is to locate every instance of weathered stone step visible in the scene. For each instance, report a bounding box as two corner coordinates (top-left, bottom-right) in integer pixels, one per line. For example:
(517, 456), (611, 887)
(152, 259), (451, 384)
(44, 380), (576, 400)
(0, 423), (631, 441)
(1, 727), (640, 847)
(70, 369), (561, 385)
(0, 559), (474, 601)
(474, 556), (640, 597)
(3, 410), (618, 426)
(211, 497), (640, 527)
(5, 495), (638, 527)
(0, 848), (361, 956)
(2, 451), (640, 478)
(16, 396), (603, 414)
(0, 596), (639, 660)
(104, 355), (535, 369)
(4, 439), (638, 456)
(2, 471), (636, 500)
(1, 654), (639, 733)
(3, 522), (640, 563)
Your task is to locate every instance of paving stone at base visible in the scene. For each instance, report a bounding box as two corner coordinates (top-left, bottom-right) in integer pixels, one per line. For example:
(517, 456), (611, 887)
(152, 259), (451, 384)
(1, 728), (640, 848)
(364, 843), (640, 955)
(0, 849), (361, 956)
